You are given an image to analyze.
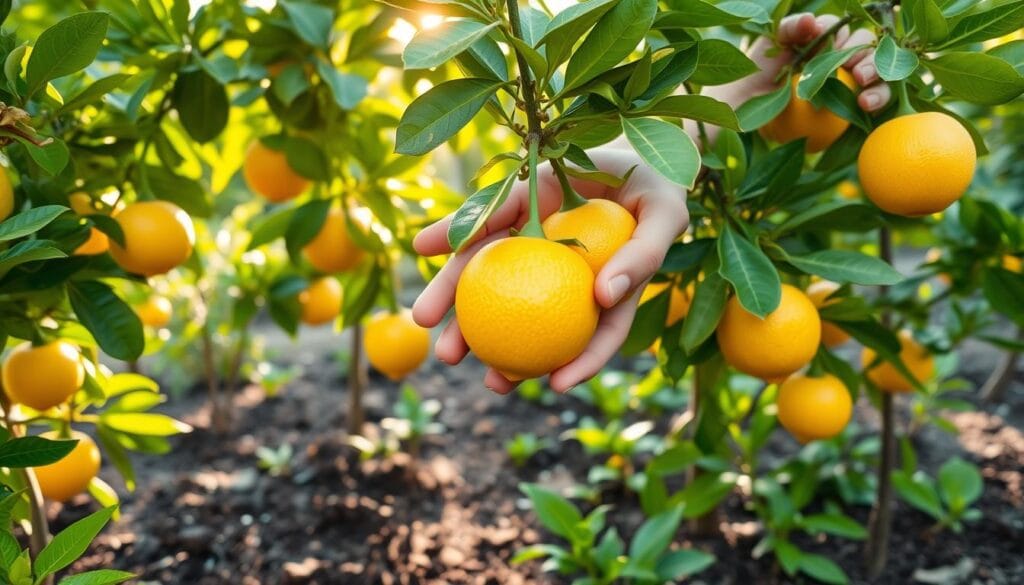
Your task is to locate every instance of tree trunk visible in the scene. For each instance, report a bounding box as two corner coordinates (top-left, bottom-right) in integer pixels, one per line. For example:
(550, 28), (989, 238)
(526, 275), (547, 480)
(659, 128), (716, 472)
(347, 324), (368, 435)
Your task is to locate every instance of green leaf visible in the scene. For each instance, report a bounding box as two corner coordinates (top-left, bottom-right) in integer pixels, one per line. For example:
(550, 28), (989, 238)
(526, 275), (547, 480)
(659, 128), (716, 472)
(717, 224), (780, 318)
(874, 35), (919, 81)
(892, 470), (944, 520)
(172, 69), (229, 143)
(100, 413), (192, 436)
(654, 1), (747, 27)
(927, 52), (1024, 105)
(446, 172), (517, 252)
(623, 47), (652, 104)
(937, 457), (983, 512)
(939, 1), (1024, 49)
(563, 0), (657, 92)
(67, 281), (144, 361)
(736, 79), (791, 131)
(540, 0), (619, 68)
(12, 137), (69, 176)
(796, 46), (863, 100)
(316, 63), (367, 110)
(620, 116), (700, 188)
(680, 271), (728, 352)
(989, 40), (1024, 74)
(689, 39), (758, 85)
(631, 94), (740, 130)
(783, 249), (903, 286)
(519, 6), (550, 46)
(0, 240), (66, 279)
(33, 506), (117, 581)
(506, 35), (548, 82)
(800, 513), (867, 540)
(396, 78), (501, 156)
(141, 165), (212, 217)
(655, 549), (715, 581)
(0, 205), (67, 242)
(25, 12), (109, 99)
(285, 135), (329, 181)
(798, 553), (848, 585)
(909, 0), (948, 44)
(280, 1), (333, 47)
(983, 266), (1024, 326)
(459, 35), (510, 81)
(0, 436), (77, 468)
(628, 507), (683, 565)
(57, 73), (132, 115)
(58, 569), (136, 585)
(404, 20), (499, 69)
(677, 472), (736, 518)
(519, 483), (584, 542)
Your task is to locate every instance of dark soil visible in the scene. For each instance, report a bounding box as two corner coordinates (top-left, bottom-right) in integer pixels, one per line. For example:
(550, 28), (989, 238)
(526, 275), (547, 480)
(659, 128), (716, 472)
(50, 340), (1024, 585)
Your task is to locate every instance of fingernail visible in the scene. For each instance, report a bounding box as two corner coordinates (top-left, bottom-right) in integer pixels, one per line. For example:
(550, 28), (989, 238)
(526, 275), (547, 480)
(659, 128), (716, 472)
(858, 63), (874, 79)
(607, 275), (631, 304)
(863, 93), (881, 109)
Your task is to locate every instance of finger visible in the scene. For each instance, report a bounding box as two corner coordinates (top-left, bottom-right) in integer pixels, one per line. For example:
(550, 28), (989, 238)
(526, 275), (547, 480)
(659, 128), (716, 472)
(851, 53), (880, 88)
(777, 13), (821, 47)
(594, 195), (689, 308)
(858, 83), (892, 112)
(548, 288), (645, 392)
(435, 317), (469, 365)
(840, 28), (877, 68)
(413, 214), (455, 257)
(484, 368), (518, 395)
(412, 230), (508, 327)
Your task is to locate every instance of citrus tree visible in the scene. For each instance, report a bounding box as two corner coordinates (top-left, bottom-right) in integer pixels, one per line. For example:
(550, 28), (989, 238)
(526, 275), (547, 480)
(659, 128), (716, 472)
(395, 0), (1023, 582)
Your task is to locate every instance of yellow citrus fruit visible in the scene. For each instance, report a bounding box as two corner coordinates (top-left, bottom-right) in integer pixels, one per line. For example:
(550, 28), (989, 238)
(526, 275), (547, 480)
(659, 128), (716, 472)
(455, 237), (599, 381)
(364, 310), (431, 380)
(837, 180), (859, 199)
(303, 208), (364, 273)
(68, 192), (99, 215)
(2, 341), (84, 411)
(541, 199), (636, 273)
(716, 284), (821, 382)
(639, 281), (693, 326)
(33, 431), (101, 502)
(135, 295), (174, 328)
(243, 140), (309, 202)
(776, 373), (853, 443)
(109, 201), (195, 277)
(761, 68), (856, 153)
(299, 277), (342, 326)
(861, 330), (935, 393)
(858, 112), (976, 216)
(0, 167), (13, 222)
(74, 227), (110, 256)
(806, 280), (851, 348)
(1003, 255), (1022, 273)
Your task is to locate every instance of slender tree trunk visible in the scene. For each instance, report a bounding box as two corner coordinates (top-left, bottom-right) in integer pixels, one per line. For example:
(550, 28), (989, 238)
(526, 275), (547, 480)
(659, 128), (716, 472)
(347, 324), (368, 435)
(687, 366), (720, 536)
(866, 227), (895, 577)
(981, 328), (1021, 404)
(200, 323), (227, 434)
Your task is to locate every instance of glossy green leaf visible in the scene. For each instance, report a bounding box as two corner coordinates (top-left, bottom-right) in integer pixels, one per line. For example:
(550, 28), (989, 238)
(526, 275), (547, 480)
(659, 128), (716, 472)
(403, 20), (499, 69)
(0, 436), (76, 468)
(25, 12), (109, 98)
(68, 281), (144, 361)
(688, 39), (758, 85)
(783, 249), (903, 285)
(620, 116), (700, 188)
(874, 35), (919, 81)
(927, 52), (1024, 105)
(395, 78), (501, 155)
(34, 506), (117, 581)
(563, 0), (658, 91)
(717, 224), (780, 318)
(681, 271), (728, 352)
(447, 171), (518, 251)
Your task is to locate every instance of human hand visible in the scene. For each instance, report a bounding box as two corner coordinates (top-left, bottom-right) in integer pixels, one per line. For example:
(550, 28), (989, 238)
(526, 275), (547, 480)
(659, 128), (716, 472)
(412, 149), (688, 394)
(711, 12), (892, 113)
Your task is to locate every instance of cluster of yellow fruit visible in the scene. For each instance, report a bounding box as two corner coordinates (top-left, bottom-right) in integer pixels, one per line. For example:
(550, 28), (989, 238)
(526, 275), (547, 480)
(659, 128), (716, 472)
(0, 341), (101, 502)
(455, 199), (636, 381)
(243, 140), (430, 381)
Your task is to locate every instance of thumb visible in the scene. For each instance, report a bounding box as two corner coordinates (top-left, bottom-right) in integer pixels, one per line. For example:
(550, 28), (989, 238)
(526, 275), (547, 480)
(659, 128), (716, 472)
(594, 207), (688, 308)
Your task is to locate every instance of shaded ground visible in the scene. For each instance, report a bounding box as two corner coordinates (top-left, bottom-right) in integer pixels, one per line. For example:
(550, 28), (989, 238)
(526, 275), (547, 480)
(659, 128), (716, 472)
(51, 330), (1024, 585)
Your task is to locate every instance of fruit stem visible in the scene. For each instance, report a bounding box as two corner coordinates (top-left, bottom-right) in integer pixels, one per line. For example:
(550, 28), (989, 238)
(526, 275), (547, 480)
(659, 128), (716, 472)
(520, 138), (546, 238)
(866, 226), (895, 577)
(895, 80), (915, 117)
(551, 159), (588, 211)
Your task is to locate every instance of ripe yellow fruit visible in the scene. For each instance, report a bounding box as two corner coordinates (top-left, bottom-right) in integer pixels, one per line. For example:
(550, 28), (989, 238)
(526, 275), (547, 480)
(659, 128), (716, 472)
(109, 201), (195, 277)
(33, 431), (101, 502)
(1003, 255), (1022, 273)
(761, 68), (856, 153)
(303, 208), (364, 273)
(858, 112), (976, 216)
(74, 227), (110, 256)
(455, 237), (599, 381)
(716, 284), (821, 382)
(135, 295), (174, 328)
(364, 310), (431, 380)
(806, 280), (851, 348)
(0, 167), (13, 222)
(776, 373), (853, 443)
(68, 192), (97, 215)
(299, 277), (342, 326)
(244, 141), (309, 202)
(2, 341), (84, 411)
(836, 180), (859, 200)
(861, 330), (935, 393)
(639, 281), (693, 326)
(541, 199), (636, 273)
